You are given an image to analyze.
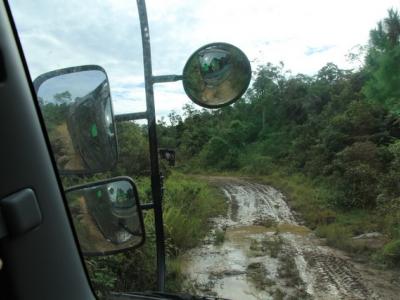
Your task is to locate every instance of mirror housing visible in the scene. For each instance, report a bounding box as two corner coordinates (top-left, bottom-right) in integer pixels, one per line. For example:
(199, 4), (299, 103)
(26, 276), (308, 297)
(65, 177), (145, 256)
(182, 43), (251, 108)
(159, 148), (176, 166)
(33, 65), (118, 175)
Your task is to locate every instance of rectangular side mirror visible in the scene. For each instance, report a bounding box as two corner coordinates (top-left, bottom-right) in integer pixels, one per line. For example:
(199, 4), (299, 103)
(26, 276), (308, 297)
(65, 177), (145, 256)
(34, 65), (118, 175)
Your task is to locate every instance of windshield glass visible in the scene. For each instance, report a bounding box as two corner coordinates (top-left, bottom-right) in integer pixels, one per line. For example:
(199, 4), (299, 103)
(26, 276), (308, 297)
(9, 0), (400, 299)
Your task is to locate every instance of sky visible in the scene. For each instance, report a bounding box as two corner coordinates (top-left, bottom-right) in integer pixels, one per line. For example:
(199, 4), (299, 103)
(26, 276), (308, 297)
(38, 70), (107, 103)
(9, 0), (400, 119)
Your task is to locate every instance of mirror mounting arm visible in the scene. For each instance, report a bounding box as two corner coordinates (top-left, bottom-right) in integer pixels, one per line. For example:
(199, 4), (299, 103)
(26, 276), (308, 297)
(115, 111), (148, 122)
(137, 0), (166, 292)
(140, 203), (154, 210)
(152, 75), (183, 84)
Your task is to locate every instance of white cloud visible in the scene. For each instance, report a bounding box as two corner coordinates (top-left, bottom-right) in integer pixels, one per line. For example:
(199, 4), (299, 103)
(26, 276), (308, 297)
(9, 0), (400, 119)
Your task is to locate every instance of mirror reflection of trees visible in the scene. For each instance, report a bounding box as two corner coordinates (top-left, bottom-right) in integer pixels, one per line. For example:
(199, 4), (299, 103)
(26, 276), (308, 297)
(40, 91), (83, 170)
(36, 68), (117, 173)
(66, 180), (143, 254)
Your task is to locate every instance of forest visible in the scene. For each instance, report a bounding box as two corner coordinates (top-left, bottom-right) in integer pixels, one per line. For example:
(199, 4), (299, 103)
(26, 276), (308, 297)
(159, 8), (400, 261)
(62, 9), (400, 297)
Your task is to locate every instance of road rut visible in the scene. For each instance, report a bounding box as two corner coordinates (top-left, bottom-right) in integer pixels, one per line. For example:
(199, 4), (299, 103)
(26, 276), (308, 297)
(182, 177), (400, 300)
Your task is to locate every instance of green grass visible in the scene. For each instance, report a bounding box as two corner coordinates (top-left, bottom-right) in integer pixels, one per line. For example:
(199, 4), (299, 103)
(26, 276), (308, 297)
(255, 170), (400, 269)
(181, 167), (399, 269)
(256, 171), (337, 228)
(163, 172), (227, 253)
(315, 224), (352, 249)
(253, 171), (389, 257)
(213, 229), (225, 245)
(381, 239), (400, 266)
(86, 171), (228, 296)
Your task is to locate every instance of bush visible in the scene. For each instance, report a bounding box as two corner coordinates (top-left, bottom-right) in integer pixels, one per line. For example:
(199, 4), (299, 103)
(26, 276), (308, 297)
(85, 173), (227, 297)
(316, 224), (352, 250)
(341, 164), (379, 208)
(333, 142), (383, 208)
(240, 154), (275, 175)
(199, 136), (239, 170)
(382, 239), (400, 267)
(213, 229), (225, 245)
(163, 173), (227, 253)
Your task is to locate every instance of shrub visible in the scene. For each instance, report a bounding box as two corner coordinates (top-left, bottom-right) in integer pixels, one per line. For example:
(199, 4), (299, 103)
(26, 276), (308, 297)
(382, 239), (400, 267)
(330, 141), (387, 208)
(199, 136), (239, 170)
(315, 224), (352, 250)
(85, 173), (227, 296)
(213, 229), (225, 245)
(163, 173), (227, 253)
(240, 154), (275, 175)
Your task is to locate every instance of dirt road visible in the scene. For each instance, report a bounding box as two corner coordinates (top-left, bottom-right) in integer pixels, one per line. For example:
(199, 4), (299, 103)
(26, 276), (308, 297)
(182, 177), (400, 300)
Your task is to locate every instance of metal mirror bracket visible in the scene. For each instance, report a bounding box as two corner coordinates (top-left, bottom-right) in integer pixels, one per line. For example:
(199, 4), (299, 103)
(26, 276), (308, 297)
(122, 0), (250, 292)
(136, 0), (166, 292)
(114, 3), (183, 290)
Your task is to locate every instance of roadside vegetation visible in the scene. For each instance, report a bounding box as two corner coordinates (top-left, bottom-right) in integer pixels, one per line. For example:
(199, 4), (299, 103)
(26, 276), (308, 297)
(155, 9), (400, 269)
(80, 172), (227, 297)
(62, 123), (227, 297)
(60, 8), (400, 297)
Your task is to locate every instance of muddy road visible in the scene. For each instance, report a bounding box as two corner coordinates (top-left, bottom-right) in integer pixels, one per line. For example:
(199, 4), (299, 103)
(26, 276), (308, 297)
(182, 177), (400, 300)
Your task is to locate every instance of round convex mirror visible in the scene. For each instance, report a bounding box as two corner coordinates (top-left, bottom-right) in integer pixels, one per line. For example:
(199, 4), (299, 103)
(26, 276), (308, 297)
(182, 43), (251, 108)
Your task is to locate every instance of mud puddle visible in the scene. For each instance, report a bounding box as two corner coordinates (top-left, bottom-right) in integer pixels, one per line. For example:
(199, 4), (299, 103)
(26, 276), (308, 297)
(182, 178), (400, 300)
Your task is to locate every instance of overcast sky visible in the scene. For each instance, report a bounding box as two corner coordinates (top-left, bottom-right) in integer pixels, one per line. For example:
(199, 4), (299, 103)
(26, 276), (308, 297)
(9, 0), (400, 119)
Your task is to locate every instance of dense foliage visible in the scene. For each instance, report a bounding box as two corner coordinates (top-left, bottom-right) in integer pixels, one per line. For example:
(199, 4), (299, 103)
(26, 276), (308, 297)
(156, 9), (400, 265)
(61, 122), (227, 296)
(84, 173), (226, 297)
(59, 9), (400, 296)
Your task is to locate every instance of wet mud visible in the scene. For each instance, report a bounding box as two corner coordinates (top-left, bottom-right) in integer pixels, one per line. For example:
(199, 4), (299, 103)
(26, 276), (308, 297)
(182, 177), (400, 300)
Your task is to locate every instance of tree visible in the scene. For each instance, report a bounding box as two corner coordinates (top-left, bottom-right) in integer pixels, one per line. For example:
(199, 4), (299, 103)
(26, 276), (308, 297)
(115, 122), (149, 176)
(384, 9), (400, 48)
(364, 9), (400, 114)
(53, 91), (72, 104)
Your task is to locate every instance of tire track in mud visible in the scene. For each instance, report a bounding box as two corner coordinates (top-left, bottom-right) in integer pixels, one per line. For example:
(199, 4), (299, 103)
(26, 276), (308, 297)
(182, 177), (399, 300)
(289, 238), (374, 299)
(310, 253), (369, 299)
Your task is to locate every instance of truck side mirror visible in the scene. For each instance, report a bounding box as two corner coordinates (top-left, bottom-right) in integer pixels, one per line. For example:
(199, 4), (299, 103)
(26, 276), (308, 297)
(159, 148), (176, 166)
(34, 65), (118, 175)
(182, 43), (251, 108)
(65, 177), (145, 256)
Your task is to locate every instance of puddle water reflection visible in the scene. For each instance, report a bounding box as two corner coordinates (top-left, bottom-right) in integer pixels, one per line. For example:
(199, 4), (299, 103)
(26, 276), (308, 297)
(182, 178), (400, 300)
